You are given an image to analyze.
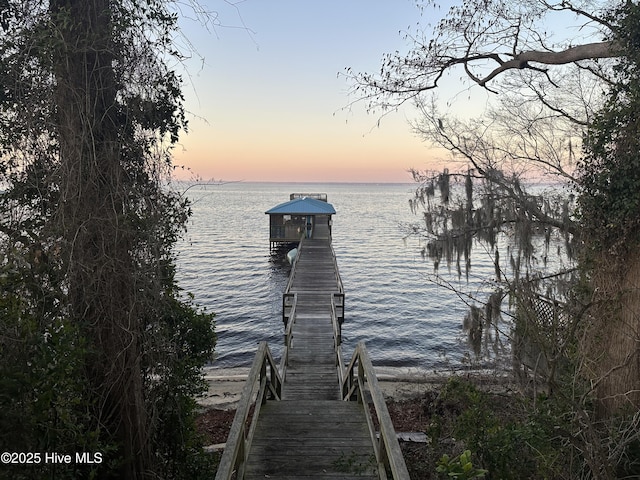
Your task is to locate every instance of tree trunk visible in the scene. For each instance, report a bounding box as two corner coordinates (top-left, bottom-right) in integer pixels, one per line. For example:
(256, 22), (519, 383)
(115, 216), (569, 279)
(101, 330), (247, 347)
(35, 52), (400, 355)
(583, 251), (640, 415)
(50, 0), (150, 477)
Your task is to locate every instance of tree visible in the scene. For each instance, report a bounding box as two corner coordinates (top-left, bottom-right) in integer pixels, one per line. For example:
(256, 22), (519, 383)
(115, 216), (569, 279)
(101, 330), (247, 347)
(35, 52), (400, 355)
(1, 1), (215, 478)
(344, 0), (616, 295)
(406, 93), (582, 389)
(347, 0), (620, 107)
(347, 0), (639, 413)
(578, 1), (640, 415)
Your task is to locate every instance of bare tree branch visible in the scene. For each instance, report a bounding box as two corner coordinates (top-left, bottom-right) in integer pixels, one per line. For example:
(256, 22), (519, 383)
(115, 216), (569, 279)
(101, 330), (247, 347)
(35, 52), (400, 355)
(477, 40), (620, 86)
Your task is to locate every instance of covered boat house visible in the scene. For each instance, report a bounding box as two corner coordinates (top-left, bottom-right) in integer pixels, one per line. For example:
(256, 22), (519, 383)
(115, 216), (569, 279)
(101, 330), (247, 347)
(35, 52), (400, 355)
(265, 193), (336, 249)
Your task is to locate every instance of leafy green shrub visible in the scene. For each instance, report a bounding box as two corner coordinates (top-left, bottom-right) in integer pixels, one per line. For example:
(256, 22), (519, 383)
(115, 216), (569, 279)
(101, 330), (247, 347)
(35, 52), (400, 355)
(430, 378), (563, 479)
(144, 292), (217, 479)
(436, 450), (487, 479)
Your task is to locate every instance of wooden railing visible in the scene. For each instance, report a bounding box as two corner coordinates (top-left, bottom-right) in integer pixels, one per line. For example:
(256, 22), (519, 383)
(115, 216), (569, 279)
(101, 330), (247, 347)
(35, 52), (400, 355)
(342, 342), (411, 480)
(281, 231), (303, 374)
(283, 234), (305, 295)
(331, 293), (346, 380)
(215, 342), (282, 480)
(330, 244), (344, 293)
(282, 291), (297, 326)
(280, 292), (298, 377)
(332, 292), (344, 326)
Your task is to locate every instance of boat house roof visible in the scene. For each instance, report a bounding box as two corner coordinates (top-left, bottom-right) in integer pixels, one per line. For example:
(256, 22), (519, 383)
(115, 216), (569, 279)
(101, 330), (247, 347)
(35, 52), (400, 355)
(265, 196), (336, 215)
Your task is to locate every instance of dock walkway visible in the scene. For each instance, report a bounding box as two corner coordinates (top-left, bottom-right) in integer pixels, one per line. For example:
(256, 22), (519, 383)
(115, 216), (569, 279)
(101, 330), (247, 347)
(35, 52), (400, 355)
(283, 235), (342, 400)
(216, 223), (409, 479)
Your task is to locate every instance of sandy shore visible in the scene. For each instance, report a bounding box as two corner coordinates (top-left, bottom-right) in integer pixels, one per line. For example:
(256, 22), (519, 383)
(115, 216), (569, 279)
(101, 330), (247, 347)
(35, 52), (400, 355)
(197, 366), (513, 410)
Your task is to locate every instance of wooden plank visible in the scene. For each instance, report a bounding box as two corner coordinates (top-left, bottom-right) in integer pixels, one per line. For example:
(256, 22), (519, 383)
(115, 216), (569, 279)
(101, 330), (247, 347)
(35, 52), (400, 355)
(245, 451), (377, 466)
(245, 477), (374, 480)
(244, 461), (377, 480)
(245, 401), (377, 480)
(250, 400), (359, 416)
(286, 360), (335, 368)
(250, 437), (374, 448)
(255, 416), (368, 431)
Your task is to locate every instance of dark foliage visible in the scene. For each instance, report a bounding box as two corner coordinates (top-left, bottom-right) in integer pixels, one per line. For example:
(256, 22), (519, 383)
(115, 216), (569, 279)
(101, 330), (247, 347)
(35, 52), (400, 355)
(579, 2), (640, 256)
(0, 1), (216, 478)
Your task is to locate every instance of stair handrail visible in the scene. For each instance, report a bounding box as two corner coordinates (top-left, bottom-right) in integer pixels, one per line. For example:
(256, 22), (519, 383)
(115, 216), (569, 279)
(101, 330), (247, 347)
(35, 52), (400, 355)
(342, 341), (410, 480)
(215, 342), (282, 480)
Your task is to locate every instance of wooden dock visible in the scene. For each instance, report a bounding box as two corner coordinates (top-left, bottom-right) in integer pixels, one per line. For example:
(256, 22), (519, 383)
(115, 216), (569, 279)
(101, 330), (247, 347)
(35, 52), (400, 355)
(216, 224), (409, 479)
(282, 230), (343, 400)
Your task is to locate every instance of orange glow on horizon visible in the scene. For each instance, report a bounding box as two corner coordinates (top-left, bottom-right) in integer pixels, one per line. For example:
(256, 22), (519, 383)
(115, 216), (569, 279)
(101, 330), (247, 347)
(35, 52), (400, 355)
(172, 113), (452, 183)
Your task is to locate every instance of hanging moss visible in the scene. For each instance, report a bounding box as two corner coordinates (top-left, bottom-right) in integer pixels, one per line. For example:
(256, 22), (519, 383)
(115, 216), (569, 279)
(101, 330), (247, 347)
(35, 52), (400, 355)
(438, 169), (451, 203)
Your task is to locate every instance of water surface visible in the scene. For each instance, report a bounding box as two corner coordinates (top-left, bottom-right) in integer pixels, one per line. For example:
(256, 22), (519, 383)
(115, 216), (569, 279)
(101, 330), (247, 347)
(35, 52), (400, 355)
(176, 182), (504, 371)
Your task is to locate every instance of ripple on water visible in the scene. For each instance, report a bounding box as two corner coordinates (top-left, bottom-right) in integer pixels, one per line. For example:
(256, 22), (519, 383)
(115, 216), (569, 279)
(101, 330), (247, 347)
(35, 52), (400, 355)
(176, 183), (508, 370)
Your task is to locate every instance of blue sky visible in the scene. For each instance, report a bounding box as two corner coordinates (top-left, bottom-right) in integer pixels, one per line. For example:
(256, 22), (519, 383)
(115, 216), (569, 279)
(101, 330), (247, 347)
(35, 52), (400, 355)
(173, 0), (449, 183)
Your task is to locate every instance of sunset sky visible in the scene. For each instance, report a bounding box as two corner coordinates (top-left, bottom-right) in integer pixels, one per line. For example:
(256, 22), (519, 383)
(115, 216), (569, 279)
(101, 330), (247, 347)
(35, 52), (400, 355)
(173, 0), (457, 183)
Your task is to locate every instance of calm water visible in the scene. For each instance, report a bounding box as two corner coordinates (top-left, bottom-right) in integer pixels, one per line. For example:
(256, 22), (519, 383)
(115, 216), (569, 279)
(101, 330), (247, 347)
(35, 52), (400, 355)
(176, 182), (505, 371)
